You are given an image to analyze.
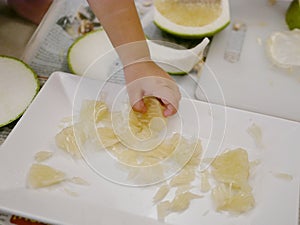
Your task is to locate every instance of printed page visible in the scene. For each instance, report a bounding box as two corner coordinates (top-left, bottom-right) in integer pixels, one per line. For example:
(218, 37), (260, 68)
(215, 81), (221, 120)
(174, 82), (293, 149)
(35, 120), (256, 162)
(22, 0), (99, 81)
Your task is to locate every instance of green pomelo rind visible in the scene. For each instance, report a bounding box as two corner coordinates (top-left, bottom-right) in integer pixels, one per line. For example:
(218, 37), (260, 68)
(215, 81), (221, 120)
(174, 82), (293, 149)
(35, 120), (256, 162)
(0, 55), (40, 128)
(68, 29), (209, 76)
(153, 0), (230, 38)
(153, 20), (230, 39)
(285, 0), (300, 30)
(67, 28), (107, 75)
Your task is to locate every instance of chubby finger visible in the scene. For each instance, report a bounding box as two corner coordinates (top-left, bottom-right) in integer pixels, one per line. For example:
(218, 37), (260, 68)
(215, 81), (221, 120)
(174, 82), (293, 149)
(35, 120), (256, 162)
(160, 98), (178, 117)
(155, 79), (181, 109)
(163, 102), (177, 117)
(152, 87), (181, 115)
(132, 99), (147, 113)
(126, 80), (147, 113)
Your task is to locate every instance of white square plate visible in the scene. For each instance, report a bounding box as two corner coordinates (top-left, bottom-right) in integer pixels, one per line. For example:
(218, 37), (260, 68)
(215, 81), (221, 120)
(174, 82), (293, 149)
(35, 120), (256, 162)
(0, 72), (299, 225)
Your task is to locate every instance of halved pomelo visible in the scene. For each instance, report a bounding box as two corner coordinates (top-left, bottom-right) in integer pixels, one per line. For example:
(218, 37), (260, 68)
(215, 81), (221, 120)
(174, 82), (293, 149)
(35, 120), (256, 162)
(153, 0), (230, 38)
(0, 56), (39, 127)
(67, 29), (209, 77)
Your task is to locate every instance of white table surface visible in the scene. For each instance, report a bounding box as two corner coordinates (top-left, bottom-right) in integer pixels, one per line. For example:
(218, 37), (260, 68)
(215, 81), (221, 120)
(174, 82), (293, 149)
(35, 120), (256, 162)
(195, 0), (300, 122)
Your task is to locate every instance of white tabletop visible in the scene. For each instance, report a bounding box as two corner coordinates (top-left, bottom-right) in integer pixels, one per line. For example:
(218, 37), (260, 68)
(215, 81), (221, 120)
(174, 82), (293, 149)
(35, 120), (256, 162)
(195, 0), (300, 122)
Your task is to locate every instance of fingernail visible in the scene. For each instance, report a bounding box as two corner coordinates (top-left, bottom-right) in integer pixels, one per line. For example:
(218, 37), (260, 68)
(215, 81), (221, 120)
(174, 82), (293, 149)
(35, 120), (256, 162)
(163, 109), (172, 117)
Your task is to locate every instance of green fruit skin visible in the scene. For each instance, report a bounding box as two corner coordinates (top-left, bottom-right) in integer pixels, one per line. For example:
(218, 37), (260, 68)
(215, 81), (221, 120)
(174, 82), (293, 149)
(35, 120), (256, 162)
(153, 20), (230, 39)
(169, 71), (187, 75)
(67, 29), (105, 75)
(0, 55), (40, 128)
(68, 28), (191, 76)
(286, 0), (300, 30)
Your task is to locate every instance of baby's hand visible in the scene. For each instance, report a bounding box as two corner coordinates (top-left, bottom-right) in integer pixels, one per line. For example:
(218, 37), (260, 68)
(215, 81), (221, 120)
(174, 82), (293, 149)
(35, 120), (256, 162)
(124, 61), (181, 117)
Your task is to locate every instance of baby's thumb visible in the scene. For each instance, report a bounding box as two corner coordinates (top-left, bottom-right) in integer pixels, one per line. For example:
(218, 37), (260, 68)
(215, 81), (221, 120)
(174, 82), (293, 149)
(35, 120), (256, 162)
(128, 89), (147, 113)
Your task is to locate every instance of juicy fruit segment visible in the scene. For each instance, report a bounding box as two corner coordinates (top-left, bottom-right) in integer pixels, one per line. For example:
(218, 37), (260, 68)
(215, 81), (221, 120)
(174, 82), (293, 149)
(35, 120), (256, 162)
(157, 201), (171, 220)
(55, 100), (109, 157)
(55, 125), (86, 158)
(109, 133), (179, 167)
(175, 184), (192, 195)
(200, 170), (211, 193)
(128, 97), (166, 138)
(266, 29), (300, 69)
(27, 164), (66, 188)
(170, 192), (202, 212)
(97, 127), (119, 148)
(0, 56), (39, 127)
(211, 148), (250, 189)
(34, 151), (53, 162)
(153, 184), (170, 203)
(112, 97), (167, 150)
(153, 0), (230, 38)
(69, 176), (90, 186)
(79, 100), (109, 123)
(247, 123), (263, 148)
(285, 0), (300, 30)
(212, 184), (255, 213)
(154, 0), (222, 27)
(171, 138), (202, 168)
(156, 192), (202, 221)
(211, 148), (255, 213)
(169, 167), (196, 187)
(153, 139), (203, 220)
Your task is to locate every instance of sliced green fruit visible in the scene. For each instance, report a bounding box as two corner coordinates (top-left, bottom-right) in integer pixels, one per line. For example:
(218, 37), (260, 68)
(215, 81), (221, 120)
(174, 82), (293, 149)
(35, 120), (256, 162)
(0, 56), (40, 127)
(67, 29), (116, 79)
(67, 29), (209, 77)
(285, 0), (300, 30)
(153, 0), (230, 38)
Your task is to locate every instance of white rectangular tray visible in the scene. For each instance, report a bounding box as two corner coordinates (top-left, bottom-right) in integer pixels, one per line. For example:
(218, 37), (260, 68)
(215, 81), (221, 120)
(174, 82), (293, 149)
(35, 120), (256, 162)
(0, 72), (299, 225)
